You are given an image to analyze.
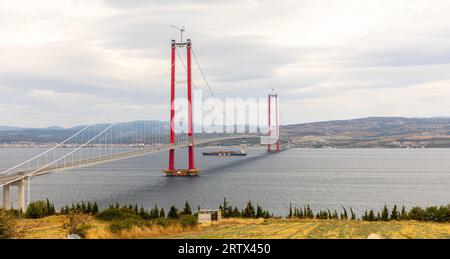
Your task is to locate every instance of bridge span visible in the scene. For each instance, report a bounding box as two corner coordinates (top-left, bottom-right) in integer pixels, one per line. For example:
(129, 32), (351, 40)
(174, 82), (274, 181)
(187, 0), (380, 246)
(0, 135), (258, 210)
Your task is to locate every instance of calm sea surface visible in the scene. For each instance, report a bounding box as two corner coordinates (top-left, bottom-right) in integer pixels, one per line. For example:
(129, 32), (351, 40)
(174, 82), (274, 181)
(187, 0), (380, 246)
(1, 148), (450, 216)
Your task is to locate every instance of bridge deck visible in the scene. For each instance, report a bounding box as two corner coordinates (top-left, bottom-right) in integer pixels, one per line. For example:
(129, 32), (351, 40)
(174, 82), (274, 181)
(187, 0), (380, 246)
(0, 135), (256, 186)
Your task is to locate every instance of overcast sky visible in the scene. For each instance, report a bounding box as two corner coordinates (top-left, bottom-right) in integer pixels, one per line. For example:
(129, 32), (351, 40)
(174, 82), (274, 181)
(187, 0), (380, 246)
(1, 0), (450, 127)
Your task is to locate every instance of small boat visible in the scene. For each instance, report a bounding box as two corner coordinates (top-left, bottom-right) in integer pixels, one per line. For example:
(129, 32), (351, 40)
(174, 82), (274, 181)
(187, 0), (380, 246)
(202, 149), (247, 157)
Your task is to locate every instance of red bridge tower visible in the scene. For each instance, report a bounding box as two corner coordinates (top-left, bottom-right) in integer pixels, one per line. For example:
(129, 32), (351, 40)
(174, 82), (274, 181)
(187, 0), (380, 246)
(163, 39), (199, 176)
(267, 90), (280, 152)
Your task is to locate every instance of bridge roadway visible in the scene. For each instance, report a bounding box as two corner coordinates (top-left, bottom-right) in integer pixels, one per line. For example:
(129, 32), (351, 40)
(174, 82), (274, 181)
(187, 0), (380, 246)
(0, 134), (257, 188)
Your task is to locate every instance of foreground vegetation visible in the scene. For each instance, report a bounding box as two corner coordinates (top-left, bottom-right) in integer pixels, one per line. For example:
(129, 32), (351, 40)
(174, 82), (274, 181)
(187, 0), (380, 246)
(166, 218), (450, 239)
(2, 198), (450, 239)
(5, 216), (450, 239)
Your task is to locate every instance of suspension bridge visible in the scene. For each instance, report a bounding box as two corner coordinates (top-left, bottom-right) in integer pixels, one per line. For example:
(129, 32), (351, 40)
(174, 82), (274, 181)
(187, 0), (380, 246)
(0, 36), (288, 211)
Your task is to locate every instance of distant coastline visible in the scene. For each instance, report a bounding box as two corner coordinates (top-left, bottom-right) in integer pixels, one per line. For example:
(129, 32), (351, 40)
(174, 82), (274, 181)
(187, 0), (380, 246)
(1, 117), (450, 148)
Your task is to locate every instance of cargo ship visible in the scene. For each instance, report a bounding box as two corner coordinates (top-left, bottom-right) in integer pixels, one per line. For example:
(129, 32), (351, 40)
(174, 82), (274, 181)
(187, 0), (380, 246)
(202, 149), (247, 156)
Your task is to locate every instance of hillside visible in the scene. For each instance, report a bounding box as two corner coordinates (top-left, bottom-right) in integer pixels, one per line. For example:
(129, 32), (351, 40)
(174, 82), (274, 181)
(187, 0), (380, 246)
(0, 121), (168, 145)
(1, 117), (450, 148)
(282, 117), (450, 148)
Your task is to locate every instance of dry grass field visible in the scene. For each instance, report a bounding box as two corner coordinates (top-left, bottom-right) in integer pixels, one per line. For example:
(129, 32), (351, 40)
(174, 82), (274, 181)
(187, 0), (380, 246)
(14, 216), (450, 239)
(165, 218), (450, 239)
(15, 215), (186, 239)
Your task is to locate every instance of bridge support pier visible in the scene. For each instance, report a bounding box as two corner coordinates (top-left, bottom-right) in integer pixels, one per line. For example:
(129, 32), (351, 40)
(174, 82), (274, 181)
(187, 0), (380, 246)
(2, 179), (26, 211)
(267, 90), (281, 153)
(18, 180), (26, 212)
(2, 185), (10, 209)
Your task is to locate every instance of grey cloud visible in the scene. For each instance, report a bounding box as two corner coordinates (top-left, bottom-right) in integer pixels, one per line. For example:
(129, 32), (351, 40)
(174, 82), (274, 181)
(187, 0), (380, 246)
(99, 15), (298, 84)
(2, 0), (450, 126)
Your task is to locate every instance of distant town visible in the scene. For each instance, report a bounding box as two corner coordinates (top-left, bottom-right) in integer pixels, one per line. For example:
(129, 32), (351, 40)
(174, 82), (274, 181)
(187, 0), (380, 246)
(285, 117), (450, 148)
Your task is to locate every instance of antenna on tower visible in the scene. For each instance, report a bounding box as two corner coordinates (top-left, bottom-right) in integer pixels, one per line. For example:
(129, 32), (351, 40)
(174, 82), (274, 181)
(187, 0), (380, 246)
(170, 25), (186, 43)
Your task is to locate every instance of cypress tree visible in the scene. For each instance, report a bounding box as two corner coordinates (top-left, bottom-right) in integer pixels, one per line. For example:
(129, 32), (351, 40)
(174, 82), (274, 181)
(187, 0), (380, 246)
(368, 210), (376, 221)
(82, 201), (87, 213)
(288, 203), (293, 219)
(400, 206), (408, 220)
(256, 205), (264, 218)
(341, 207), (348, 220)
(333, 210), (338, 219)
(350, 207), (356, 221)
(232, 206), (241, 218)
(243, 201), (256, 218)
(168, 205), (179, 219)
(92, 202), (99, 215)
(306, 205), (314, 219)
(139, 206), (147, 219)
(222, 198), (232, 218)
(299, 209), (304, 219)
(45, 199), (51, 215)
(87, 202), (92, 214)
(295, 208), (300, 218)
(182, 201), (192, 215)
(362, 210), (368, 221)
(150, 205), (159, 219)
(390, 205), (399, 221)
(381, 205), (389, 221)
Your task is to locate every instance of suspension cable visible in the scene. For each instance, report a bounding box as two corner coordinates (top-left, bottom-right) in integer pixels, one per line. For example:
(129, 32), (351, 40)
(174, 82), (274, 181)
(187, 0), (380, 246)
(0, 61), (163, 176)
(176, 48), (234, 129)
(1, 61), (166, 188)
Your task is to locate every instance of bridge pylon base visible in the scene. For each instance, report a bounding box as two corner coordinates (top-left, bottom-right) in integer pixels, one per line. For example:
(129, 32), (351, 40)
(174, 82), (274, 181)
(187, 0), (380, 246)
(162, 168), (200, 177)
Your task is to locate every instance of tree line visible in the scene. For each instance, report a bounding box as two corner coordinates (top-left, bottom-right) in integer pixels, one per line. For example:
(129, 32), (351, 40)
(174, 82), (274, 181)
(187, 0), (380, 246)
(220, 198), (273, 219)
(288, 204), (357, 220)
(361, 205), (450, 222)
(287, 204), (450, 223)
(5, 198), (450, 224)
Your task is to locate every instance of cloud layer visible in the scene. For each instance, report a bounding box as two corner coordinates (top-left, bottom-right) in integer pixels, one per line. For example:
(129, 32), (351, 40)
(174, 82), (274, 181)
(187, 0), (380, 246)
(1, 0), (450, 127)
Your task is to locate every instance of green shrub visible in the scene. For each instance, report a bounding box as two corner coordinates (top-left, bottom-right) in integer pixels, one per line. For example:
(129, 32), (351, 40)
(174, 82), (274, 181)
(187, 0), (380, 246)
(408, 207), (425, 221)
(0, 210), (18, 239)
(96, 207), (137, 221)
(179, 215), (197, 228)
(6, 209), (23, 219)
(25, 199), (56, 219)
(167, 206), (179, 219)
(154, 217), (171, 228)
(109, 217), (149, 233)
(424, 206), (450, 222)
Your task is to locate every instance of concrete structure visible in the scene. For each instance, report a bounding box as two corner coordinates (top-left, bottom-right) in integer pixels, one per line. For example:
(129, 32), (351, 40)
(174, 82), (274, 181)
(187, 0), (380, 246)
(2, 179), (25, 211)
(198, 209), (222, 223)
